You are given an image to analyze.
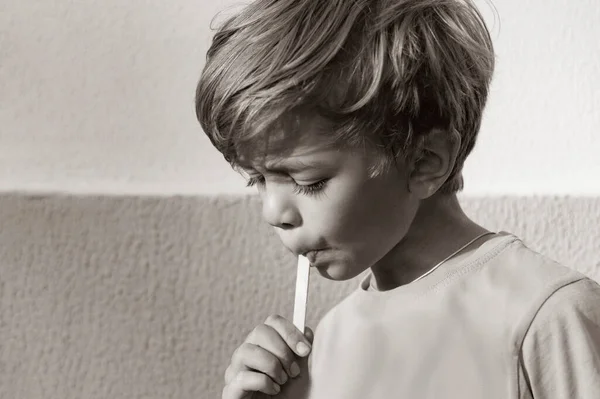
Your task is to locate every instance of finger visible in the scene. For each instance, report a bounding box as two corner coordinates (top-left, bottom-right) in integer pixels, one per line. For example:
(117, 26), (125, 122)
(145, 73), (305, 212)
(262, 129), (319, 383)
(264, 314), (313, 358)
(223, 370), (280, 398)
(230, 342), (288, 386)
(304, 326), (314, 344)
(246, 323), (296, 379)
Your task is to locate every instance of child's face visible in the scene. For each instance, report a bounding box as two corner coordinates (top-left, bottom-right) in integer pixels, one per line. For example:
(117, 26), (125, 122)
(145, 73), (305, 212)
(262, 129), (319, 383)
(241, 118), (420, 281)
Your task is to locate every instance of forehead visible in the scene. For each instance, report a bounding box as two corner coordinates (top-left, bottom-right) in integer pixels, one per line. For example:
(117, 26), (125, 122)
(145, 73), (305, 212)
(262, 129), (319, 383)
(236, 114), (342, 168)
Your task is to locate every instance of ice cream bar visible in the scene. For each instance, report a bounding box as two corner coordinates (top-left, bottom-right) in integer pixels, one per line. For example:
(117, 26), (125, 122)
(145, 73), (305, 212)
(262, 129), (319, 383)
(293, 255), (310, 332)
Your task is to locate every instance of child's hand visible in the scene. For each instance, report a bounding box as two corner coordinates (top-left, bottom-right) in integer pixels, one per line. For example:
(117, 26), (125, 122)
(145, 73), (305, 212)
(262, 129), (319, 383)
(222, 314), (314, 399)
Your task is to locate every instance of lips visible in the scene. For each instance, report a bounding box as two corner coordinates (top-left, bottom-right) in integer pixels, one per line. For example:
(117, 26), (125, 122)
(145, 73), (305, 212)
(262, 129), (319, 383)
(295, 244), (327, 264)
(302, 250), (323, 264)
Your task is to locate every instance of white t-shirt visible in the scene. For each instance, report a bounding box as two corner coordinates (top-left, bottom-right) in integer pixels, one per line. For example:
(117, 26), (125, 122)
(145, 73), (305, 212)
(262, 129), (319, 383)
(302, 232), (600, 398)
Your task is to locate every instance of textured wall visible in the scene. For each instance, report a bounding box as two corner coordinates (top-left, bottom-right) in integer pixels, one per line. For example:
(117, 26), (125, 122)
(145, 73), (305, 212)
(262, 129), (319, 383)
(0, 194), (598, 398)
(2, 1), (599, 397)
(1, 0), (599, 195)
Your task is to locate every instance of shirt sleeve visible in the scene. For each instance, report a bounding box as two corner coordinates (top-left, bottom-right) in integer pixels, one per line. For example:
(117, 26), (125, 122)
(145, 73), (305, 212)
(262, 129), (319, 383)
(519, 277), (600, 398)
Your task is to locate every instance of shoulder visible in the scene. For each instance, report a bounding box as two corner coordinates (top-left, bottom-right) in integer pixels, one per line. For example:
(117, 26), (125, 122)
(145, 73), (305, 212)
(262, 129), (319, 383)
(474, 235), (589, 311)
(488, 236), (586, 282)
(523, 277), (600, 338)
(519, 277), (600, 397)
(543, 277), (600, 309)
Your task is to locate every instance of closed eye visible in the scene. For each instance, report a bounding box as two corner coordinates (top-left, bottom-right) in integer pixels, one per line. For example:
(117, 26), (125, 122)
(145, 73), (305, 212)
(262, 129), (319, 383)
(246, 175), (328, 197)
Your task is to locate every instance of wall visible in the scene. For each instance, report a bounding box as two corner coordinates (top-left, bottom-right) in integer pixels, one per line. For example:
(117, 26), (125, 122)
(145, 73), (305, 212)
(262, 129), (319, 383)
(0, 1), (599, 398)
(0, 194), (598, 399)
(0, 0), (598, 195)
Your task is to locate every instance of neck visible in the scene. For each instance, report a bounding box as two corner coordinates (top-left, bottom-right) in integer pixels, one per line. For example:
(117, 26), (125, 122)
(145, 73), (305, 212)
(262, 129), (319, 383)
(371, 193), (491, 291)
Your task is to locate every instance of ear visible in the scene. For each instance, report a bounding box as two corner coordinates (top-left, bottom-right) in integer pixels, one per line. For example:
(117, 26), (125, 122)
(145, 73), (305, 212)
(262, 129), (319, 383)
(407, 128), (461, 199)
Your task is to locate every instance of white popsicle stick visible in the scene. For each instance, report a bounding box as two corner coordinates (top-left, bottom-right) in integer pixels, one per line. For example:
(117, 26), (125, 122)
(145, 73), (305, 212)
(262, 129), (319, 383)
(293, 255), (311, 333)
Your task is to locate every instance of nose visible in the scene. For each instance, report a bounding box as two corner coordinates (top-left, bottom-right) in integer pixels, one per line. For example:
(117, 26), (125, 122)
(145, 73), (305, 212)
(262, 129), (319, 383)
(261, 188), (301, 229)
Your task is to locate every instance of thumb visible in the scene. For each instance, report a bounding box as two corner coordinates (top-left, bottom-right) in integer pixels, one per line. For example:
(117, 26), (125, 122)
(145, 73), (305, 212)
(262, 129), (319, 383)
(304, 326), (314, 344)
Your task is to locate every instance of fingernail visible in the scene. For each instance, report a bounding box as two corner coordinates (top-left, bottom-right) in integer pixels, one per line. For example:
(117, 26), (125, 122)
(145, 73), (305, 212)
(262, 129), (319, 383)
(296, 342), (310, 356)
(273, 383), (280, 393)
(290, 362), (300, 377)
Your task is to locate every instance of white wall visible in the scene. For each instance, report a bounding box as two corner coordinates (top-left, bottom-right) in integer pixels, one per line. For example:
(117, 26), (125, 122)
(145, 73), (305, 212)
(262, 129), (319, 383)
(1, 0), (599, 196)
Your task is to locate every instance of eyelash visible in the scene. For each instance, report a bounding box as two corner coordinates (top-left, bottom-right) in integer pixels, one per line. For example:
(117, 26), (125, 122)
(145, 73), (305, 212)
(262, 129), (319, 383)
(246, 176), (328, 196)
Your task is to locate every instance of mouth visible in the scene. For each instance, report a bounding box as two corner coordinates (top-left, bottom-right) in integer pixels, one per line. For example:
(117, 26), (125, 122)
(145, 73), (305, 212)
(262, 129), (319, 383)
(302, 249), (324, 265)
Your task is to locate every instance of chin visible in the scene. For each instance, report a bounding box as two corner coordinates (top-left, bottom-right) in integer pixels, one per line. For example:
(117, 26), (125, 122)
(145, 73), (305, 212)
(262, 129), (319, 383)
(313, 259), (365, 281)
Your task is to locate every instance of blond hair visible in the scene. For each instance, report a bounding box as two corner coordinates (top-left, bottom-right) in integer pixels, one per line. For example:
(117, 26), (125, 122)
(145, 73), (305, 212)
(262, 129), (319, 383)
(196, 0), (496, 194)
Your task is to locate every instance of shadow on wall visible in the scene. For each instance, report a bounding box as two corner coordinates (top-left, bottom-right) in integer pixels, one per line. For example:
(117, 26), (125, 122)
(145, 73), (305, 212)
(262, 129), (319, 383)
(0, 193), (598, 398)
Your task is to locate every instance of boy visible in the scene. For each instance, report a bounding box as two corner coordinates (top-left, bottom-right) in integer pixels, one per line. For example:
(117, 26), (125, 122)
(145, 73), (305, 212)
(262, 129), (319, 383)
(195, 0), (600, 397)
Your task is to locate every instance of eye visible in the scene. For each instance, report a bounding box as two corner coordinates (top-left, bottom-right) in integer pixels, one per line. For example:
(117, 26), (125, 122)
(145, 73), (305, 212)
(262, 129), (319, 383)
(246, 175), (329, 197)
(292, 179), (329, 196)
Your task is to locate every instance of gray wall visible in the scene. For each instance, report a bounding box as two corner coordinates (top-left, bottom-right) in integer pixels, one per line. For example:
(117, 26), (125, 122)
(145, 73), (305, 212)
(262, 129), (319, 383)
(0, 194), (598, 398)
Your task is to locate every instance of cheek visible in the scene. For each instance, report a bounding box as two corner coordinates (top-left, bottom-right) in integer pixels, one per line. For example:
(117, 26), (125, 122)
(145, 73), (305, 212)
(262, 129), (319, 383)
(317, 176), (413, 251)
(359, 188), (412, 244)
